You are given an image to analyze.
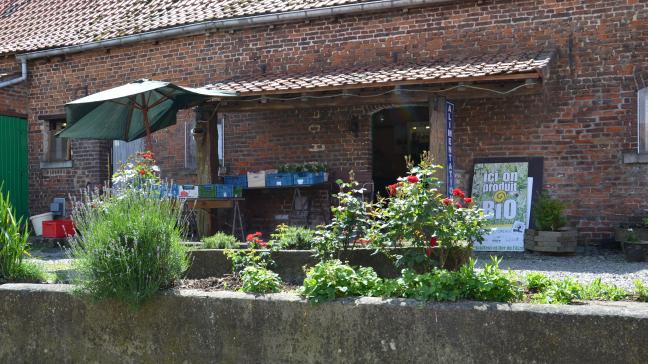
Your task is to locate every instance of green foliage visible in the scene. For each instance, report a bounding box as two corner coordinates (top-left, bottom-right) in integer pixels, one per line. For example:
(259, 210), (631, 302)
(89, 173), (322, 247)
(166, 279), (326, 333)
(278, 162), (327, 173)
(224, 248), (274, 273)
(529, 275), (627, 304)
(525, 272), (552, 292)
(302, 257), (521, 304)
(69, 187), (189, 307)
(201, 232), (239, 249)
(269, 224), (315, 250)
(643, 217), (648, 229)
(0, 185), (43, 282)
(312, 179), (374, 259)
(533, 192), (567, 231)
(378, 257), (522, 303)
(633, 280), (648, 302)
(240, 266), (283, 293)
(370, 153), (486, 270)
(301, 260), (382, 303)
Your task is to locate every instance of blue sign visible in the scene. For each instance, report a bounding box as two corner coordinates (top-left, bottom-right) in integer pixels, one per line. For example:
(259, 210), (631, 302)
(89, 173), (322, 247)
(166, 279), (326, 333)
(446, 101), (455, 194)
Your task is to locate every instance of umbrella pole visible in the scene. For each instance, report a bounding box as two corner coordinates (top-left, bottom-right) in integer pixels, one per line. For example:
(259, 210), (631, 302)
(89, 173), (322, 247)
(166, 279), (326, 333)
(142, 95), (153, 150)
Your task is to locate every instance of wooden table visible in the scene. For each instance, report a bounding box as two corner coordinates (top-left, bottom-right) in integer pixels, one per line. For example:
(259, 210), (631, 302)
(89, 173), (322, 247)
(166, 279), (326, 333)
(184, 198), (245, 239)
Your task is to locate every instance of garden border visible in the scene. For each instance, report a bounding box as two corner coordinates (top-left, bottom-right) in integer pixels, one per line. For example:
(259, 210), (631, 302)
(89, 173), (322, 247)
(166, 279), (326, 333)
(1, 283), (647, 363)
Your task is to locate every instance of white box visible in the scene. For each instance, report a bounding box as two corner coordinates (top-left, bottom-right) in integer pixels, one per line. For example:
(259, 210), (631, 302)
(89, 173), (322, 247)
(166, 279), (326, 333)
(247, 171), (266, 188)
(178, 184), (198, 198)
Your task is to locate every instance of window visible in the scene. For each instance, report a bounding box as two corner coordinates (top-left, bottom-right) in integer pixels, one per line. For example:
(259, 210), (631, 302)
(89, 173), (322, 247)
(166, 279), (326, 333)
(639, 88), (648, 153)
(44, 119), (71, 163)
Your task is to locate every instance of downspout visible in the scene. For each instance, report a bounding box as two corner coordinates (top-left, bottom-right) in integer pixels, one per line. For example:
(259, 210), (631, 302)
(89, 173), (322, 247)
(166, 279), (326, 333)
(0, 57), (27, 88)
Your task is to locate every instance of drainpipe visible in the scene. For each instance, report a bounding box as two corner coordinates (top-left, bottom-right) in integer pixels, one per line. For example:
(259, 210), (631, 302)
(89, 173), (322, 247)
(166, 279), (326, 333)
(0, 57), (27, 88)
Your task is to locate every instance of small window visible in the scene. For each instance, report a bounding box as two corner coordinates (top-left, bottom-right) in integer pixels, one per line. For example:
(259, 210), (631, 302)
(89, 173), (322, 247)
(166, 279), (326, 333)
(45, 119), (71, 162)
(639, 88), (648, 153)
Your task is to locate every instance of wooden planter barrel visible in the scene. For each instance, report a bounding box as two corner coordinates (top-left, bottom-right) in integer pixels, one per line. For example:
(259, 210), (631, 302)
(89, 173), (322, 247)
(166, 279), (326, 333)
(524, 228), (577, 253)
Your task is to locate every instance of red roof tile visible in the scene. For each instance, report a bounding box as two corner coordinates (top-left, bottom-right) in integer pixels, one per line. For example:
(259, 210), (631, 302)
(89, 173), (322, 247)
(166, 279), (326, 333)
(206, 50), (553, 95)
(0, 0), (374, 55)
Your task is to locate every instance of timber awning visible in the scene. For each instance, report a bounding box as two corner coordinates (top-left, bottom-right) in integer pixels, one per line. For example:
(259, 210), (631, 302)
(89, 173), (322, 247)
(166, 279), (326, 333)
(206, 50), (554, 111)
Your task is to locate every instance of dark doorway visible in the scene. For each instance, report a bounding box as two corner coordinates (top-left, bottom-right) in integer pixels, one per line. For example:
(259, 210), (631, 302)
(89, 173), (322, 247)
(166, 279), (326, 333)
(372, 106), (430, 198)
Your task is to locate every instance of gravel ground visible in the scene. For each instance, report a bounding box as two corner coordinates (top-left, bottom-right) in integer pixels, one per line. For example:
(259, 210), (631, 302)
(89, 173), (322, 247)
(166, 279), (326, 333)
(475, 247), (648, 290)
(26, 246), (648, 290)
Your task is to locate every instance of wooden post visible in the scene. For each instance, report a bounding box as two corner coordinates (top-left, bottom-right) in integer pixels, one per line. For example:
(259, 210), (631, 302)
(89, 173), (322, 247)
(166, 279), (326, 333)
(428, 96), (447, 194)
(195, 106), (220, 237)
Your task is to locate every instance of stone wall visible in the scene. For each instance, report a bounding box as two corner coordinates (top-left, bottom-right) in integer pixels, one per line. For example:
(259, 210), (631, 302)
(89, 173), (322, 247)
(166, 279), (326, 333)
(9, 0), (648, 240)
(0, 283), (647, 363)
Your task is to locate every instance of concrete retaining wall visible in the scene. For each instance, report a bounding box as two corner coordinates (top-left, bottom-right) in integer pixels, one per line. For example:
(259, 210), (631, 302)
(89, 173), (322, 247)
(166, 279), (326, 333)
(187, 248), (406, 282)
(1, 284), (647, 363)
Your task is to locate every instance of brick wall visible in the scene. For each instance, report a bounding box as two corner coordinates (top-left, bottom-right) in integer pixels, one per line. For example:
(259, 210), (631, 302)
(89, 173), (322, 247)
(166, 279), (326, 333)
(12, 0), (648, 241)
(0, 58), (26, 116)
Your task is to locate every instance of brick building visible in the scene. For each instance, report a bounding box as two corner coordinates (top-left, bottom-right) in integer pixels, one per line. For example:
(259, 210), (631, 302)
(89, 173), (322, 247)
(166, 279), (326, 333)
(0, 0), (647, 242)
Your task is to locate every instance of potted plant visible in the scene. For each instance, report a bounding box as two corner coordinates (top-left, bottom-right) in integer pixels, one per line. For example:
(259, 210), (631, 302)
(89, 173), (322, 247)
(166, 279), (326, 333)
(524, 192), (577, 253)
(620, 231), (648, 262)
(615, 216), (648, 244)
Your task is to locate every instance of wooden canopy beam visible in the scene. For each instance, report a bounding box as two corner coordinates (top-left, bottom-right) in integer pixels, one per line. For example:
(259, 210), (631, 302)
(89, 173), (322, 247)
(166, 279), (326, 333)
(215, 81), (543, 112)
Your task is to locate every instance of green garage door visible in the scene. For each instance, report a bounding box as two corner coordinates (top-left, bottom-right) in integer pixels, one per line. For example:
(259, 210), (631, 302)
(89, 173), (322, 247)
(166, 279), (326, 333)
(0, 115), (28, 220)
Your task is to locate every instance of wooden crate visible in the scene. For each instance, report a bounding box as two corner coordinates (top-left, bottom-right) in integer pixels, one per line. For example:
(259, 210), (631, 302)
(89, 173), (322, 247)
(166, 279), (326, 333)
(524, 228), (578, 253)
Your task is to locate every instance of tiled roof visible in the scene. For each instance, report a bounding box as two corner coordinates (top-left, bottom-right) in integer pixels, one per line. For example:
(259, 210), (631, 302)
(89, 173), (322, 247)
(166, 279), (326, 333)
(206, 50), (553, 95)
(0, 0), (373, 55)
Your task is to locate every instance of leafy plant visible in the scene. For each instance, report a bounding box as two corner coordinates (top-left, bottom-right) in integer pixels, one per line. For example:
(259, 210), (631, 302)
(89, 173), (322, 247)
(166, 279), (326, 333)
(643, 217), (648, 229)
(201, 232), (239, 249)
(377, 257), (521, 303)
(69, 186), (189, 307)
(270, 224), (315, 250)
(111, 150), (160, 191)
(246, 231), (269, 249)
(634, 280), (648, 302)
(224, 248), (274, 273)
(370, 153), (486, 270)
(0, 185), (44, 282)
(525, 272), (552, 292)
(301, 260), (382, 303)
(240, 266), (282, 293)
(533, 192), (567, 231)
(279, 162), (327, 173)
(312, 179), (374, 259)
(530, 277), (627, 304)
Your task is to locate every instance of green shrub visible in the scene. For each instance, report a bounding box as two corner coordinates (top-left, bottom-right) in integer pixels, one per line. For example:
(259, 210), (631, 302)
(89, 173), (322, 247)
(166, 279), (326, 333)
(270, 224), (315, 250)
(224, 248), (274, 273)
(580, 278), (627, 301)
(201, 232), (239, 249)
(533, 192), (567, 231)
(378, 257), (521, 303)
(240, 266), (282, 293)
(530, 276), (627, 304)
(0, 185), (44, 282)
(301, 260), (382, 303)
(525, 272), (552, 292)
(70, 188), (189, 307)
(634, 280), (648, 302)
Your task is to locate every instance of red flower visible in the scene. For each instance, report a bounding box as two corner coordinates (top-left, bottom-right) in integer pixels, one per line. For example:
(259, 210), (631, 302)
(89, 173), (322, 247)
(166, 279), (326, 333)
(407, 175), (419, 183)
(354, 238), (370, 245)
(455, 203), (463, 209)
(257, 240), (268, 247)
(442, 198), (452, 206)
(246, 233), (255, 241)
(426, 237), (438, 257)
(138, 169), (146, 175)
(463, 197), (473, 204)
(452, 188), (465, 198)
(387, 183), (398, 196)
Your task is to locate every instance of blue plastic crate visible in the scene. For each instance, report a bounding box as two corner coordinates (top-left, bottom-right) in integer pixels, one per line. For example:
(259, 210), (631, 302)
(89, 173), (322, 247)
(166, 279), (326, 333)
(265, 173), (293, 187)
(216, 184), (234, 198)
(198, 184), (217, 198)
(294, 172), (317, 185)
(223, 175), (248, 188)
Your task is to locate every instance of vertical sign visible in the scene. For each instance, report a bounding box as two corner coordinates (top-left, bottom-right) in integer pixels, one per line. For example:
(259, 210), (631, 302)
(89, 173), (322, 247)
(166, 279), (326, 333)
(471, 162), (530, 251)
(446, 101), (455, 193)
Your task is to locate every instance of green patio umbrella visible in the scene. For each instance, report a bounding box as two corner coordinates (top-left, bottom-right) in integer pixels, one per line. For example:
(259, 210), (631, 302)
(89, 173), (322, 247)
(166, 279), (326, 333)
(58, 79), (237, 147)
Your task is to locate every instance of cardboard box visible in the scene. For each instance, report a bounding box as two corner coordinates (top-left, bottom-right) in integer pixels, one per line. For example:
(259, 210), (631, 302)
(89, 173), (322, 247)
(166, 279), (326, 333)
(247, 171), (266, 188)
